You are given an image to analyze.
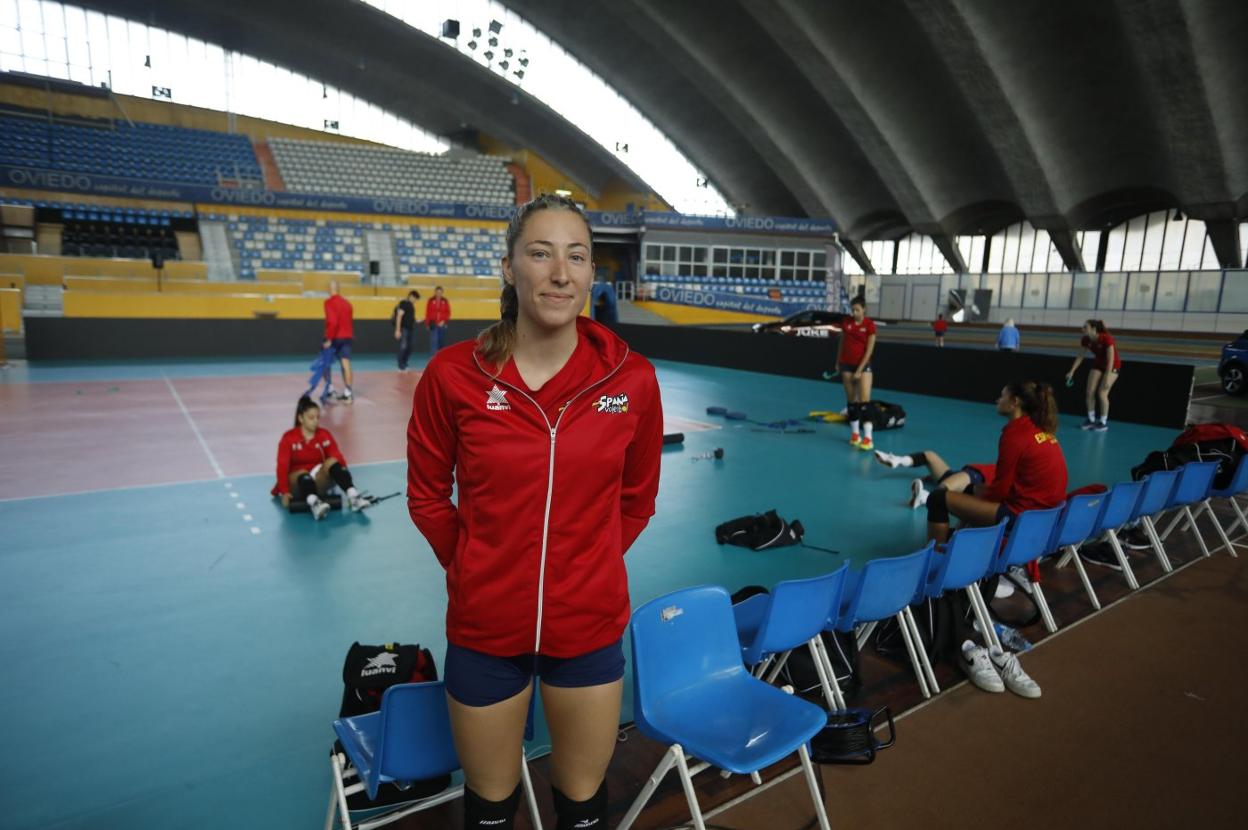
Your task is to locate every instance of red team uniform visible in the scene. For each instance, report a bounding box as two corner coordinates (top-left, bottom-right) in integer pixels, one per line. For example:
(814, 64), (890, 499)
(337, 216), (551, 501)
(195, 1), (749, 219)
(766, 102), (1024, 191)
(271, 427), (347, 496)
(839, 317), (877, 369)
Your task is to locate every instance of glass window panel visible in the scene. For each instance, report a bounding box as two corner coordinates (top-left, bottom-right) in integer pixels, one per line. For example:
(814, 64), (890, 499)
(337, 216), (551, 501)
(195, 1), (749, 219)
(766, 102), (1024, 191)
(692, 264), (707, 277)
(1047, 272), (1072, 308)
(981, 273), (1001, 304)
(1001, 226), (1021, 273)
(711, 264), (727, 278)
(1187, 270), (1221, 311)
(678, 246), (692, 262)
(645, 245), (660, 260)
(1103, 225), (1126, 272)
(1015, 226), (1035, 273)
(1072, 272), (1099, 309)
(712, 247), (728, 263)
(987, 234), (1004, 273)
(796, 251), (810, 267)
(1079, 230), (1101, 270)
(661, 245), (676, 262)
(692, 247), (707, 263)
(745, 249), (760, 265)
(760, 250), (776, 267)
(729, 263), (743, 277)
(780, 250), (795, 266)
(744, 264), (759, 279)
(728, 249), (743, 265)
(1139, 211), (1166, 271)
(1125, 271), (1157, 311)
(1023, 273), (1047, 308)
(1199, 235), (1219, 270)
(999, 274), (1024, 307)
(1097, 271), (1128, 310)
(1179, 220), (1207, 269)
(1121, 215), (1147, 271)
(813, 252), (826, 269)
(1220, 270), (1248, 313)
(1154, 271), (1187, 312)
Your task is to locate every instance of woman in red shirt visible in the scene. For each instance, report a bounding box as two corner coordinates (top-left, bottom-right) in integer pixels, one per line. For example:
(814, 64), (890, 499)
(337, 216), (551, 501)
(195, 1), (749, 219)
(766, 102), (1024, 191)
(272, 396), (371, 519)
(835, 297), (878, 451)
(407, 195), (662, 830)
(1065, 319), (1121, 432)
(923, 380), (1067, 545)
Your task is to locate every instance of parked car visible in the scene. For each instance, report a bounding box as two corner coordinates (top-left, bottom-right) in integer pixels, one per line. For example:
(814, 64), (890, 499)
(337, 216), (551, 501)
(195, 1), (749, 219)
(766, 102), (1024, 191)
(752, 310), (848, 337)
(1218, 330), (1248, 395)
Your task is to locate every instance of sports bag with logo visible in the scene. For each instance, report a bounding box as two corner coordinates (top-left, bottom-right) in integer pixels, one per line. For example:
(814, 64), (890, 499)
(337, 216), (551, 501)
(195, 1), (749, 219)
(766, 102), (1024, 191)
(715, 509), (804, 550)
(334, 642), (450, 808)
(864, 400), (906, 430)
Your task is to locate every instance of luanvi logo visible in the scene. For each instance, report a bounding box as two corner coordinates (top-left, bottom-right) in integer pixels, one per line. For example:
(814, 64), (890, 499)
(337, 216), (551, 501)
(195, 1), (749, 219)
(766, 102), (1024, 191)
(486, 385), (511, 411)
(360, 653), (399, 677)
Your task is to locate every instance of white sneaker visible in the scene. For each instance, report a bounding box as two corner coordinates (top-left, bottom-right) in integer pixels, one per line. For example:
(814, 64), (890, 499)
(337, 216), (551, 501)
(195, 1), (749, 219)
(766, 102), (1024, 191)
(994, 578), (1015, 599)
(960, 640), (1004, 693)
(989, 646), (1041, 698)
(311, 500), (331, 521)
(875, 450), (905, 468)
(909, 479), (928, 510)
(1006, 565), (1034, 595)
(349, 493), (374, 512)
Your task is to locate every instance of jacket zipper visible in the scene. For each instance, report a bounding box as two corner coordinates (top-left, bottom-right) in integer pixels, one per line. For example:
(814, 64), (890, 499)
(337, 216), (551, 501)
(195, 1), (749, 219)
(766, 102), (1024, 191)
(474, 348), (630, 652)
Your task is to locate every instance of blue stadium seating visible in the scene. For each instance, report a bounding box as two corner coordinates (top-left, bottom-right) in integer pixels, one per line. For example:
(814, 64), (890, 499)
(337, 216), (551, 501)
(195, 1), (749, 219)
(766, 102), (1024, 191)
(0, 111), (261, 186)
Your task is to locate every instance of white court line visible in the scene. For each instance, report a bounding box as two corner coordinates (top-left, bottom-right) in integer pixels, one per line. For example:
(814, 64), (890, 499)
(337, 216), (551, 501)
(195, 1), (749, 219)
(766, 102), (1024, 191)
(164, 376), (225, 479)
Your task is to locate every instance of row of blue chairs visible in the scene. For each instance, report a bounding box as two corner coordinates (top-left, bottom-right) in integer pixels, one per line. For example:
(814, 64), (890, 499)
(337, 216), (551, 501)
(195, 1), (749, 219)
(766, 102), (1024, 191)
(322, 458), (1247, 830)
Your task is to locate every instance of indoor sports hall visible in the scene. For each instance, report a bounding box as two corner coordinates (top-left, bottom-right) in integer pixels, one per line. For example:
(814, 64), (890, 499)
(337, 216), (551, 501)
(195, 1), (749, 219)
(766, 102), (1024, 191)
(2, 2), (1247, 829)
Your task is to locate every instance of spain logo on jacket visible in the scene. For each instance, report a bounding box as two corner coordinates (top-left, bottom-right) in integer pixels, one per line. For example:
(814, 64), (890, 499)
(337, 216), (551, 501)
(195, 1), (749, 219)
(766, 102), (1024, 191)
(595, 393), (629, 414)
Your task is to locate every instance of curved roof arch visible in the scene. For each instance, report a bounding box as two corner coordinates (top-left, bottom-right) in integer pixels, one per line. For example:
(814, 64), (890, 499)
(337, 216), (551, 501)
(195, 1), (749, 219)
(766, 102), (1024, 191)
(502, 0), (1248, 266)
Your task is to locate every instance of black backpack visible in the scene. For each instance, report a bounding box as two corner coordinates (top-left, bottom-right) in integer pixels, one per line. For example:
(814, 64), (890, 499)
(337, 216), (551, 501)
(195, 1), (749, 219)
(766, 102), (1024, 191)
(333, 642), (450, 809)
(715, 510), (804, 550)
(864, 400), (906, 430)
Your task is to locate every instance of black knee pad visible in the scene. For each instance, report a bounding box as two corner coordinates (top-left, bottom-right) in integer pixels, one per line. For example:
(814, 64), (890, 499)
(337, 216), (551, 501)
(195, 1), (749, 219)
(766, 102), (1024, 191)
(847, 402), (861, 421)
(295, 474), (317, 501)
(328, 463), (354, 491)
(463, 783), (520, 830)
(926, 488), (950, 524)
(553, 781), (607, 830)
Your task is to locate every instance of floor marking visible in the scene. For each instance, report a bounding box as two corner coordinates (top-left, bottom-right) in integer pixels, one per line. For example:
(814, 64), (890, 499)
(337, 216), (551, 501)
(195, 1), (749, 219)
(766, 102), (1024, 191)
(242, 514), (253, 521)
(164, 376), (225, 479)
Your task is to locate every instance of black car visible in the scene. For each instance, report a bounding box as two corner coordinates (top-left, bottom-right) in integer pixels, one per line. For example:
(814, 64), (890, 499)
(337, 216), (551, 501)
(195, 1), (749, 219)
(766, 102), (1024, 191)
(752, 310), (848, 338)
(1218, 330), (1248, 395)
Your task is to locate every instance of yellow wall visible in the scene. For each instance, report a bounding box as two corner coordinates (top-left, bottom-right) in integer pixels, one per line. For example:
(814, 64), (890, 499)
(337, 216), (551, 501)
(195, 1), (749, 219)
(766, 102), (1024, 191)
(62, 291), (504, 320)
(0, 287), (20, 332)
(476, 133), (668, 212)
(0, 253), (207, 283)
(0, 273), (25, 307)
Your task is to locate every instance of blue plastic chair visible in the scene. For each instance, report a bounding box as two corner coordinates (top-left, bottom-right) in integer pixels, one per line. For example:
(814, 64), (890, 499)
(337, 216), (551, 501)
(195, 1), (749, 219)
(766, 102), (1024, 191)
(991, 506), (1064, 632)
(1206, 455), (1248, 556)
(621, 586), (831, 830)
(924, 521), (1007, 649)
(832, 543), (936, 698)
(329, 681), (543, 830)
(733, 563), (850, 711)
(1078, 480), (1146, 595)
(1127, 470), (1180, 573)
(1158, 461), (1226, 559)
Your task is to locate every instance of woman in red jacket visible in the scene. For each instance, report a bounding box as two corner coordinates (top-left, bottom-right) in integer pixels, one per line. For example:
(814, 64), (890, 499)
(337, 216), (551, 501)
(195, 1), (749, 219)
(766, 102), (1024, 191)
(272, 395), (370, 519)
(923, 380), (1067, 545)
(1065, 319), (1122, 431)
(407, 194), (662, 830)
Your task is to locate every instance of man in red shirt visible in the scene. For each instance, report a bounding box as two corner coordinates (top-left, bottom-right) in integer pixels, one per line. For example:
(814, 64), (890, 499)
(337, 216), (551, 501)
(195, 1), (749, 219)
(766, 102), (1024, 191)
(425, 285), (452, 353)
(933, 313), (948, 348)
(323, 280), (355, 403)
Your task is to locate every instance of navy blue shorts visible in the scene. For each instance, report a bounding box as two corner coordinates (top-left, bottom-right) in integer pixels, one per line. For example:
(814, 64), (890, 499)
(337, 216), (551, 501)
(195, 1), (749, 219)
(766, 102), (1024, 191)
(444, 639), (626, 707)
(329, 338), (352, 360)
(839, 363), (873, 375)
(996, 504), (1017, 532)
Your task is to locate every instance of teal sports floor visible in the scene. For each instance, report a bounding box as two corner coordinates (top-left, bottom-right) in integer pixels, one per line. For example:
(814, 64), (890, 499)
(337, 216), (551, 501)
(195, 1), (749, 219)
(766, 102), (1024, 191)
(0, 354), (1174, 829)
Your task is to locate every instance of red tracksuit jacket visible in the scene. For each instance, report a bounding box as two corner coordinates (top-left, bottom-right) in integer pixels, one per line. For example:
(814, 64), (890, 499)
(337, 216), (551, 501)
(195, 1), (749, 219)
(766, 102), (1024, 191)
(981, 416), (1068, 514)
(271, 427), (347, 495)
(425, 297), (452, 327)
(325, 295), (354, 340)
(407, 317), (663, 658)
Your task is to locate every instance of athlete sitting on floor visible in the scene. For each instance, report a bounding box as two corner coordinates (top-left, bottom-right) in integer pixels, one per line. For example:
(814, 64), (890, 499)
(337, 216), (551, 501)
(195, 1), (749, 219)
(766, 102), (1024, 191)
(874, 449), (996, 510)
(272, 395), (373, 519)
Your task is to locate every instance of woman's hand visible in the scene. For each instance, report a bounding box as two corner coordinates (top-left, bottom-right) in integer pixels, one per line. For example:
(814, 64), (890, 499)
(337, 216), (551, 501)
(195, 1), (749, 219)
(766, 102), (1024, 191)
(852, 370), (863, 381)
(280, 493), (291, 508)
(394, 330), (401, 340)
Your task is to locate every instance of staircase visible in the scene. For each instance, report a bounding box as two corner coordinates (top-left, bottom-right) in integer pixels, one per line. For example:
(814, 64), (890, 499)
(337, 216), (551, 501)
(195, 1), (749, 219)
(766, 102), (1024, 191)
(253, 142), (286, 191)
(23, 284), (63, 317)
(507, 163), (531, 204)
(199, 221), (237, 281)
(365, 230), (399, 283)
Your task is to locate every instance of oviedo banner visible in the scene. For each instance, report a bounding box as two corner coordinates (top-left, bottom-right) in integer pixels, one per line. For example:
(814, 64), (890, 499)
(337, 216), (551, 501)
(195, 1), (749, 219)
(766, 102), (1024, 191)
(1, 164), (837, 235)
(651, 284), (826, 317)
